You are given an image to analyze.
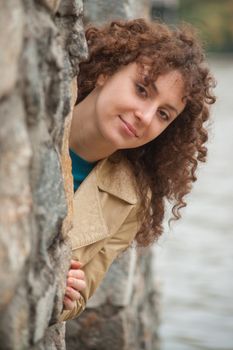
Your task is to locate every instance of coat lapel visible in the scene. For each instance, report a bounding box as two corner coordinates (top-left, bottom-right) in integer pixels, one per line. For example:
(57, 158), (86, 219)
(96, 158), (137, 205)
(69, 157), (138, 249)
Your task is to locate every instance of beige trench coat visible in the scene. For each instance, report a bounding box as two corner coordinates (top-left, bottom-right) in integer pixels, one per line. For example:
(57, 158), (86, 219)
(59, 156), (140, 321)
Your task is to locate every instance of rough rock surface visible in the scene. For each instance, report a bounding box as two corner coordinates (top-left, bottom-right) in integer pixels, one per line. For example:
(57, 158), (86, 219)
(0, 0), (160, 349)
(83, 0), (151, 24)
(66, 248), (160, 350)
(0, 0), (87, 348)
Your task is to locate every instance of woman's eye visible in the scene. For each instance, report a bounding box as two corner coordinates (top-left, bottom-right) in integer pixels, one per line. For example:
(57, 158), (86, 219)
(158, 110), (169, 121)
(136, 83), (148, 98)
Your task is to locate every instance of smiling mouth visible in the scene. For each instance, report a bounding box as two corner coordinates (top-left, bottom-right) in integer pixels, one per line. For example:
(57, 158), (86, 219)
(119, 116), (139, 138)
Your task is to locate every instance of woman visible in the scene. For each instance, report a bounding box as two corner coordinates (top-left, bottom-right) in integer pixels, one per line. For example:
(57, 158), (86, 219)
(59, 18), (216, 321)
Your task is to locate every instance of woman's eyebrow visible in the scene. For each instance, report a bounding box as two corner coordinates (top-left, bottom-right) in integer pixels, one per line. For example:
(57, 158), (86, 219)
(151, 82), (179, 116)
(163, 104), (179, 116)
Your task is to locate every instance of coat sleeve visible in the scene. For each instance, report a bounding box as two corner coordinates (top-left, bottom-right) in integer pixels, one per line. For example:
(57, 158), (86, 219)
(59, 205), (139, 322)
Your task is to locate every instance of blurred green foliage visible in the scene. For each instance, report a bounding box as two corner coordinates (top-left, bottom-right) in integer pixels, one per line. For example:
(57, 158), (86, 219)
(179, 0), (233, 52)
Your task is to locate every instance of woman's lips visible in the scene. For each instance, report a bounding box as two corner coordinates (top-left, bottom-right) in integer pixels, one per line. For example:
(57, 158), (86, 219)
(119, 116), (139, 137)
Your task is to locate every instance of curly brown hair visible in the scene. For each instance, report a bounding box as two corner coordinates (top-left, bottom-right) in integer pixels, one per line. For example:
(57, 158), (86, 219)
(77, 18), (216, 247)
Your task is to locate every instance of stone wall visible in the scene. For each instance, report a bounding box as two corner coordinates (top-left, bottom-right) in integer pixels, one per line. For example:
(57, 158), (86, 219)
(66, 248), (160, 350)
(83, 0), (151, 25)
(0, 0), (87, 348)
(0, 0), (160, 349)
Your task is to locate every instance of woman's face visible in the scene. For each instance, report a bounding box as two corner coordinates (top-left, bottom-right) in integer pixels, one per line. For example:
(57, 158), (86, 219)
(93, 62), (186, 151)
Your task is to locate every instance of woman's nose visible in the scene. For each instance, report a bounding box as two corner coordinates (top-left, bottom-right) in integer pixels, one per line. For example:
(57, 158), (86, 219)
(135, 106), (155, 127)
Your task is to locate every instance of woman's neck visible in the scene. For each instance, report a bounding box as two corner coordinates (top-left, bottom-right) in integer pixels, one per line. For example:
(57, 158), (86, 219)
(69, 90), (116, 162)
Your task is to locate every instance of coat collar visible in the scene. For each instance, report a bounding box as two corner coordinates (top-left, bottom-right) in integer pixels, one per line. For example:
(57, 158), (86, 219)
(96, 157), (138, 205)
(70, 156), (138, 249)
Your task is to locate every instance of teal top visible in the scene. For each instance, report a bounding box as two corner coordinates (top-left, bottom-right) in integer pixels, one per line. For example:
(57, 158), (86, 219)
(69, 149), (96, 192)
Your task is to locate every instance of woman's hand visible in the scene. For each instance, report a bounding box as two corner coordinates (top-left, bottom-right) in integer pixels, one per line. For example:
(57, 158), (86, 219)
(63, 259), (86, 310)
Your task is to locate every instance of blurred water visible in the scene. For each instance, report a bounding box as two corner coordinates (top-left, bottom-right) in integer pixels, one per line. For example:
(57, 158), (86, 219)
(154, 57), (233, 350)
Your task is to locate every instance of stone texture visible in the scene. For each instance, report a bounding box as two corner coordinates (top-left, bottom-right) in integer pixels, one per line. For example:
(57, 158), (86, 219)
(40, 0), (62, 13)
(66, 248), (160, 350)
(0, 0), (87, 348)
(84, 0), (151, 24)
(0, 93), (32, 312)
(0, 0), (160, 348)
(0, 285), (30, 350)
(57, 0), (83, 16)
(0, 0), (24, 98)
(87, 248), (137, 308)
(56, 0), (88, 77)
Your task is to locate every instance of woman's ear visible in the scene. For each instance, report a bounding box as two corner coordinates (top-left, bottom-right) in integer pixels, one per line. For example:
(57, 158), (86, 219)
(96, 74), (108, 87)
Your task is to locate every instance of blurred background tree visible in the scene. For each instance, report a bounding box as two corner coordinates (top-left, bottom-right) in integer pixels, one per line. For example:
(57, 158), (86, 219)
(179, 0), (233, 53)
(151, 0), (233, 52)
